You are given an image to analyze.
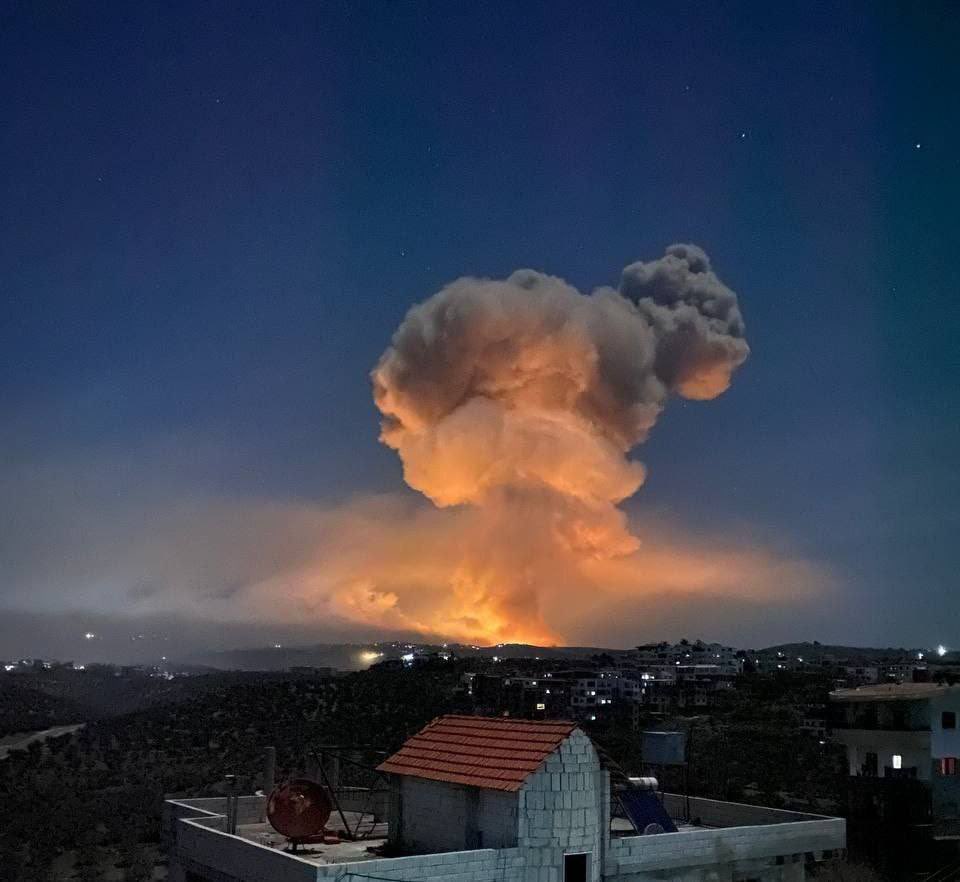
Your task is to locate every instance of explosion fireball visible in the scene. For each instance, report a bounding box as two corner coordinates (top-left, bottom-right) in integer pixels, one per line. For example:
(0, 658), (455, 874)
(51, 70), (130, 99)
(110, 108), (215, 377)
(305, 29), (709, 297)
(321, 244), (751, 644)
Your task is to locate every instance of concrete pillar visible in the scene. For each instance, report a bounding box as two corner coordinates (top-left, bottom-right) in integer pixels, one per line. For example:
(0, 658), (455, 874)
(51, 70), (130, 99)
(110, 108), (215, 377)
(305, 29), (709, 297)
(224, 775), (238, 834)
(465, 787), (481, 848)
(328, 752), (341, 789)
(388, 775), (404, 847)
(263, 746), (276, 793)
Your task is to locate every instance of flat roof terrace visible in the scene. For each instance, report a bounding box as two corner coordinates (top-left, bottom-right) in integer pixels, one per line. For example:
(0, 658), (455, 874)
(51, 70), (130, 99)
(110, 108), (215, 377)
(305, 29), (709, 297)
(166, 790), (843, 880)
(165, 796), (390, 869)
(236, 812), (388, 867)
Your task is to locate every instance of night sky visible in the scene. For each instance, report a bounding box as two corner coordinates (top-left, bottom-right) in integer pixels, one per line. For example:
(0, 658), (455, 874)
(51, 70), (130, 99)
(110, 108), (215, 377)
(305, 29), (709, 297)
(2, 1), (958, 661)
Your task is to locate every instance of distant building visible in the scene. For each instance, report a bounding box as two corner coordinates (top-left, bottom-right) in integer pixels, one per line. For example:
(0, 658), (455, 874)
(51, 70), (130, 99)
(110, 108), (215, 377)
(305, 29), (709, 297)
(632, 641), (742, 675)
(474, 672), (573, 719)
(476, 652), (737, 725)
(830, 683), (960, 839)
(882, 662), (928, 684)
(842, 666), (881, 686)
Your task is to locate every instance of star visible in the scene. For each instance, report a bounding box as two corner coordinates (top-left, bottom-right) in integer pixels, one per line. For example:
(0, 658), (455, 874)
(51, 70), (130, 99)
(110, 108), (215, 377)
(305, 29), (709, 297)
(914, 142), (921, 150)
(739, 131), (747, 140)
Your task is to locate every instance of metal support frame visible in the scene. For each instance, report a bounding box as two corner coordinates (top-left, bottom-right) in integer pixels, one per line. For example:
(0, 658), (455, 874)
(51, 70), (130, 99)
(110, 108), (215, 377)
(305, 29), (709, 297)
(305, 745), (391, 841)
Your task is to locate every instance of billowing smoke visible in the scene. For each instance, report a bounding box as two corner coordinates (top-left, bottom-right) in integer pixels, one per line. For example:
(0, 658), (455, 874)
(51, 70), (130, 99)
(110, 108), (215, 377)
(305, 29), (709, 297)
(366, 244), (750, 642)
(2, 244), (837, 649)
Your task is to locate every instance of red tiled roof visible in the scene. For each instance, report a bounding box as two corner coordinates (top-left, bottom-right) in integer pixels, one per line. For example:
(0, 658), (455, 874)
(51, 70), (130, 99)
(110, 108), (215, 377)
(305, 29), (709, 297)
(377, 715), (577, 792)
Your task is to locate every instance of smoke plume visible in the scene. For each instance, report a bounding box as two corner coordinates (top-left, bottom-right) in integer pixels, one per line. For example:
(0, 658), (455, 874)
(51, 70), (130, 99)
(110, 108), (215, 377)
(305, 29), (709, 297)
(1, 245), (838, 650)
(363, 244), (750, 642)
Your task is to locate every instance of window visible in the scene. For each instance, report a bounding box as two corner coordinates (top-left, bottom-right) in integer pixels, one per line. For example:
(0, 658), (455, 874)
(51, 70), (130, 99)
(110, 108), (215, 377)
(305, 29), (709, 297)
(863, 751), (878, 776)
(564, 853), (589, 882)
(892, 754), (902, 770)
(940, 757), (959, 776)
(943, 711), (957, 729)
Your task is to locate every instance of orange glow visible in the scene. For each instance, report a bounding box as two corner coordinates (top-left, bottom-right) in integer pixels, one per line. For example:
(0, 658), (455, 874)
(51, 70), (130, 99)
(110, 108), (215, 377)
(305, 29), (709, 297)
(238, 494), (830, 647)
(675, 361), (736, 400)
(236, 250), (823, 645)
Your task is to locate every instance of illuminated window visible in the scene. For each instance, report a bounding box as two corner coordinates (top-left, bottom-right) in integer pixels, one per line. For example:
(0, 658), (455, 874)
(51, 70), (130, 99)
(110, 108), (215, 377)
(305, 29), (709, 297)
(941, 758), (959, 776)
(892, 754), (903, 770)
(536, 702), (546, 711)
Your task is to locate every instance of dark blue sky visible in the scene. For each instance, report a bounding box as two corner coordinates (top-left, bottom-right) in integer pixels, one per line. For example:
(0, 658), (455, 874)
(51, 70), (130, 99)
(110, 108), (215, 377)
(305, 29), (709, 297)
(1, 1), (958, 655)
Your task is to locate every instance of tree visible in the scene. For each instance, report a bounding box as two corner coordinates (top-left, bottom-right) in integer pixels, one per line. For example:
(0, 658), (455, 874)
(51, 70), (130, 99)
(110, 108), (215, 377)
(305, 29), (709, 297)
(74, 843), (103, 882)
(123, 846), (153, 882)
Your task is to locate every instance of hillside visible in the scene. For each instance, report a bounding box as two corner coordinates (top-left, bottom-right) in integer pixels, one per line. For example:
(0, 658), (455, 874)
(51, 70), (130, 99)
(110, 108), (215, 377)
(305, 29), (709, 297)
(0, 681), (89, 737)
(758, 641), (930, 662)
(0, 661), (467, 879)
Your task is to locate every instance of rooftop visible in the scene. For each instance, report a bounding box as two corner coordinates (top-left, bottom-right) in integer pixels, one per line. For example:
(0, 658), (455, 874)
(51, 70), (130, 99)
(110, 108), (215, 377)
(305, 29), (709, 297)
(830, 682), (960, 702)
(165, 791), (845, 878)
(236, 811), (387, 866)
(376, 714), (576, 791)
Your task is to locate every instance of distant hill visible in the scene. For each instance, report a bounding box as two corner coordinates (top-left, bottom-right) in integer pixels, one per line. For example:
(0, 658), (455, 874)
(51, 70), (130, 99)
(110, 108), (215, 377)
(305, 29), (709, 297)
(190, 642), (381, 671)
(190, 641), (632, 671)
(0, 667), (340, 735)
(188, 638), (951, 672)
(756, 641), (931, 661)
(0, 680), (89, 736)
(449, 643), (631, 660)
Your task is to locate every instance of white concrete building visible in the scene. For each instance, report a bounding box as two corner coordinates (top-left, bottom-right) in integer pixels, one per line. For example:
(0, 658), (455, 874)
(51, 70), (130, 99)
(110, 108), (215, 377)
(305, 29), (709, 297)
(831, 682), (960, 837)
(831, 683), (960, 781)
(166, 715), (844, 882)
(633, 642), (742, 674)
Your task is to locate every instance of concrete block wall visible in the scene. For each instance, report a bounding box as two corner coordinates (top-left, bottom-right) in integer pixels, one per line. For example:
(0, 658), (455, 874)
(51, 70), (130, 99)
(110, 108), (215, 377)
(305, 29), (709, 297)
(661, 795), (828, 828)
(166, 796), (268, 829)
(480, 788), (520, 848)
(393, 776), (520, 852)
(601, 859), (805, 882)
(317, 847), (525, 882)
(171, 817), (319, 882)
(518, 729), (606, 882)
(393, 777), (468, 851)
(606, 817), (845, 881)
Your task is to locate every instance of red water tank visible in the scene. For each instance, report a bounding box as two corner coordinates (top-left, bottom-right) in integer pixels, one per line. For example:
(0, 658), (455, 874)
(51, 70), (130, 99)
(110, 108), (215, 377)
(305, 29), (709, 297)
(266, 779), (332, 840)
